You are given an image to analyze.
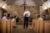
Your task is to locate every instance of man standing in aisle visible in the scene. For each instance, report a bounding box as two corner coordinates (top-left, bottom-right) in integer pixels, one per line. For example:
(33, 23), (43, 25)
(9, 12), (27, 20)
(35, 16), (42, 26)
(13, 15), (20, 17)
(23, 9), (31, 29)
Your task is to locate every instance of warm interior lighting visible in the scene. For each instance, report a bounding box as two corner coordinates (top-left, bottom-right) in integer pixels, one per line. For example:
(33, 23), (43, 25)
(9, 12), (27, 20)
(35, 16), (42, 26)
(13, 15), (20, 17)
(41, 0), (50, 10)
(2, 3), (7, 9)
(0, 2), (7, 9)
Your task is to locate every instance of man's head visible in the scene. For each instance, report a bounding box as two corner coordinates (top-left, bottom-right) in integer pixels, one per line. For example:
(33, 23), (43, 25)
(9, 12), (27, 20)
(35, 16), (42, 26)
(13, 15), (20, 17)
(4, 12), (7, 16)
(37, 15), (40, 18)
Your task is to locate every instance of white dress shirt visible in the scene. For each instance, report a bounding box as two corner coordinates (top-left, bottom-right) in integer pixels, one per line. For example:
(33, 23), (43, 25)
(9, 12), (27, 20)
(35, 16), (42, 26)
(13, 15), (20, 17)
(23, 10), (31, 17)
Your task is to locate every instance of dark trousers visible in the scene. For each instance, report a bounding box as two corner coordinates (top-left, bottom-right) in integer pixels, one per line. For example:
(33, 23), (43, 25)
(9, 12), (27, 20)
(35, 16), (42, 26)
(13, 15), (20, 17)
(24, 17), (29, 29)
(24, 22), (28, 29)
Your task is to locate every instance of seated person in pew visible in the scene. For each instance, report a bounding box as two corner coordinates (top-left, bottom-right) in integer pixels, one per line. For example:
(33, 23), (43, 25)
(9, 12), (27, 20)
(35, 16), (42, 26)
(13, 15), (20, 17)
(2, 12), (10, 21)
(43, 15), (49, 20)
(10, 16), (19, 24)
(10, 16), (18, 28)
(2, 12), (8, 20)
(11, 16), (16, 21)
(7, 13), (10, 19)
(16, 16), (19, 22)
(37, 15), (43, 21)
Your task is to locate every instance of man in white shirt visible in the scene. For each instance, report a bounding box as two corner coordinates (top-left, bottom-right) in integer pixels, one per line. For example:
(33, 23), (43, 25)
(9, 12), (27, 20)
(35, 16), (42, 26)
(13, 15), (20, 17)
(23, 9), (31, 29)
(37, 15), (43, 21)
(23, 9), (31, 17)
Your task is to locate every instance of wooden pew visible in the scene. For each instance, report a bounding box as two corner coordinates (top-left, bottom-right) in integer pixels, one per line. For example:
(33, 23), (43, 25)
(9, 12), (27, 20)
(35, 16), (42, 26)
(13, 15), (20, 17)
(32, 19), (50, 33)
(1, 20), (7, 33)
(11, 19), (16, 33)
(0, 19), (2, 33)
(32, 19), (43, 33)
(1, 19), (16, 33)
(44, 21), (50, 33)
(7, 19), (11, 33)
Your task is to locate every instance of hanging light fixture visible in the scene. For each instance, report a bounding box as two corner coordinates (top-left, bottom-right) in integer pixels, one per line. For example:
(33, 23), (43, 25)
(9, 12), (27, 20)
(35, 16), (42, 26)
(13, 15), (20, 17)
(0, 1), (7, 10)
(2, 3), (7, 9)
(42, 0), (50, 10)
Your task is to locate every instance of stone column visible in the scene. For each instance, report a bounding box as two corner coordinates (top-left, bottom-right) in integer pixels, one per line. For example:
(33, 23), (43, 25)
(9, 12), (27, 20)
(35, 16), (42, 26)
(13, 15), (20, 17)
(0, 8), (2, 19)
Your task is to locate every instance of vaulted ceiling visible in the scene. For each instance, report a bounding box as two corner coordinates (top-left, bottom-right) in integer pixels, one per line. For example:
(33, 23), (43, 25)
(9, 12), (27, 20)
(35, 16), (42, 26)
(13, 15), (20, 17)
(0, 0), (48, 6)
(34, 0), (47, 6)
(5, 0), (48, 6)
